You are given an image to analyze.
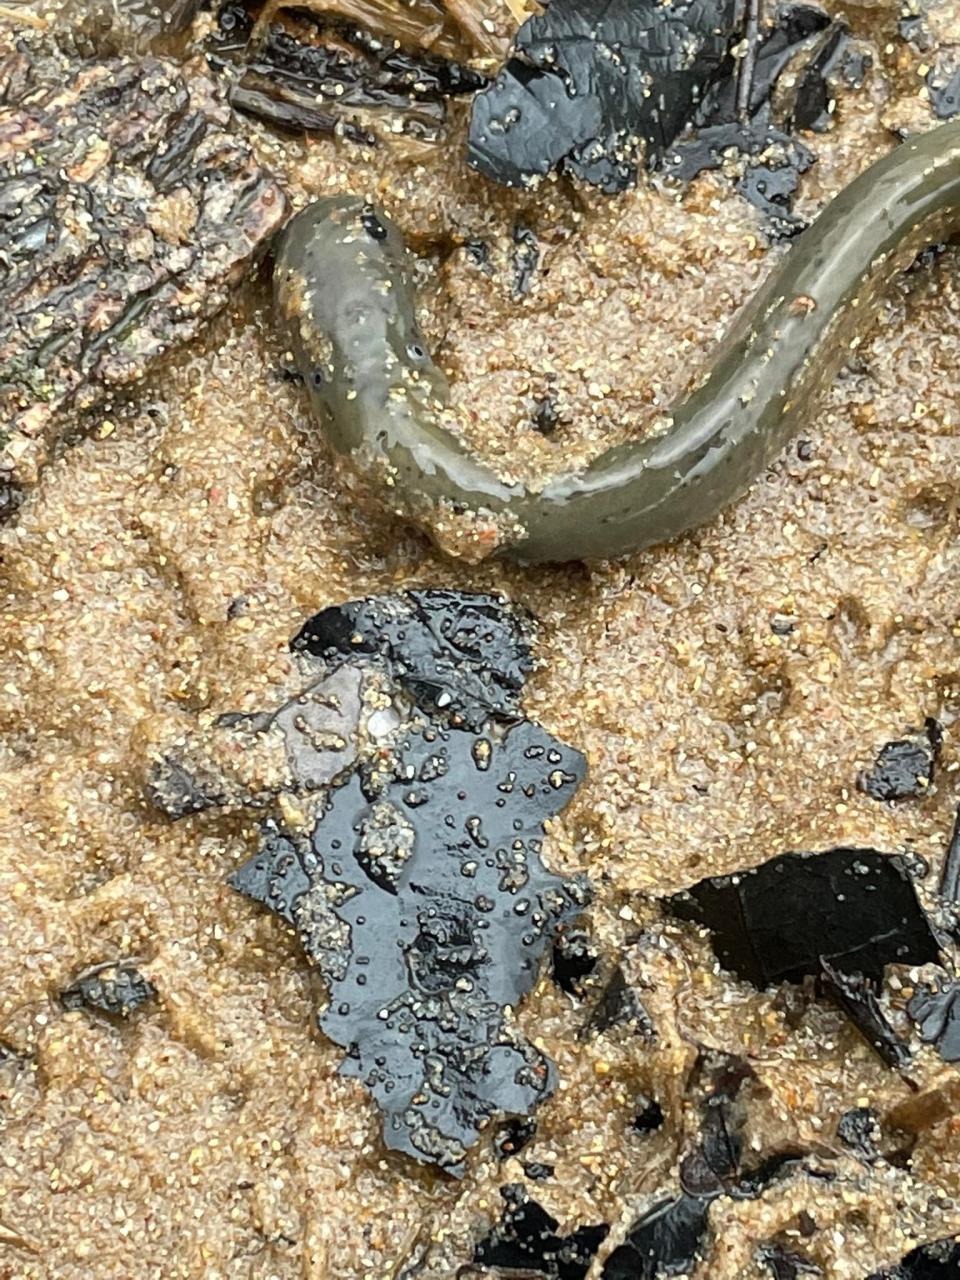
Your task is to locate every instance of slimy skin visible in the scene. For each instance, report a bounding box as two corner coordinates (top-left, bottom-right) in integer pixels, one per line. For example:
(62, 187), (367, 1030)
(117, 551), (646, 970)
(275, 120), (960, 563)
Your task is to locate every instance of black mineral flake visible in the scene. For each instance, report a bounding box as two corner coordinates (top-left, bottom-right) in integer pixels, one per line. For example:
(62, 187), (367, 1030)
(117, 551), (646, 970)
(474, 1185), (609, 1280)
(667, 847), (940, 988)
(61, 962), (156, 1019)
(467, 0), (859, 230)
(857, 719), (941, 802)
(818, 959), (912, 1070)
(293, 589), (533, 729)
(468, 0), (738, 192)
(907, 977), (960, 1063)
(601, 1193), (710, 1279)
(232, 698), (588, 1173)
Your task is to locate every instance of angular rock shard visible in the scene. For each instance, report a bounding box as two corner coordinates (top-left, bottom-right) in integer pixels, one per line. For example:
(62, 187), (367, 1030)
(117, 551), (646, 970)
(668, 848), (940, 988)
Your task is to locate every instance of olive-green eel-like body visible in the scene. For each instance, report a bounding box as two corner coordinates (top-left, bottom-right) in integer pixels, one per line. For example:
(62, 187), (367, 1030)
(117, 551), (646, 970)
(274, 120), (960, 563)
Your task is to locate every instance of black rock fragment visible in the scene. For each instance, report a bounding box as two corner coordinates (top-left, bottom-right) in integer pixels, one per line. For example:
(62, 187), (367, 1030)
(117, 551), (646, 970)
(938, 806), (960, 905)
(293, 589), (533, 730)
(760, 1244), (821, 1279)
(836, 1107), (882, 1161)
(581, 964), (655, 1038)
(552, 930), (599, 997)
(61, 962), (156, 1019)
(818, 959), (912, 1070)
(857, 719), (941, 802)
(907, 977), (960, 1063)
(467, 0), (859, 230)
(474, 1185), (609, 1280)
(601, 1193), (711, 1279)
(667, 848), (941, 988)
(868, 1236), (960, 1279)
(523, 1160), (555, 1181)
(664, 119), (815, 236)
(232, 715), (588, 1174)
(663, 2), (858, 235)
(468, 0), (738, 192)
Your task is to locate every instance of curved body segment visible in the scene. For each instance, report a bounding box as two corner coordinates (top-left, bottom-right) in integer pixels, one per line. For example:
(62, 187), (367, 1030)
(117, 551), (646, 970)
(275, 120), (960, 563)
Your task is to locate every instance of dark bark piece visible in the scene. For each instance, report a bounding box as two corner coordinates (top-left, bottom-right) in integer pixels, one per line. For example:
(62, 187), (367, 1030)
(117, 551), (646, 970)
(474, 1185), (609, 1280)
(0, 49), (287, 489)
(667, 848), (940, 988)
(109, 0), (203, 46)
(818, 959), (913, 1070)
(61, 962), (156, 1018)
(857, 719), (942, 802)
(210, 13), (483, 141)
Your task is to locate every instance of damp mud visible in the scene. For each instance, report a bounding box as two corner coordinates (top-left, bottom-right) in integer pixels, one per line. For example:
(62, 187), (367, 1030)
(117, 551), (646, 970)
(4, 2), (960, 1278)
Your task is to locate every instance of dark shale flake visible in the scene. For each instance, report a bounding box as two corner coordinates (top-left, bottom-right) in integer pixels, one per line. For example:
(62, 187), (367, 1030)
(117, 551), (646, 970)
(907, 977), (960, 1063)
(232, 716), (588, 1173)
(868, 1236), (960, 1279)
(818, 958), (912, 1070)
(147, 664), (364, 817)
(601, 1193), (711, 1280)
(857, 719), (942, 802)
(667, 848), (940, 988)
(474, 1185), (609, 1280)
(292, 589), (533, 729)
(581, 964), (655, 1038)
(468, 0), (737, 192)
(467, 0), (859, 230)
(61, 962), (156, 1019)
